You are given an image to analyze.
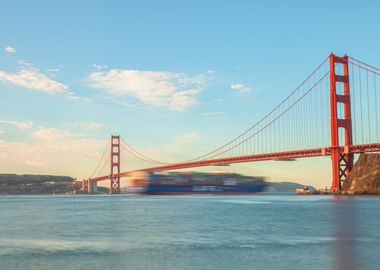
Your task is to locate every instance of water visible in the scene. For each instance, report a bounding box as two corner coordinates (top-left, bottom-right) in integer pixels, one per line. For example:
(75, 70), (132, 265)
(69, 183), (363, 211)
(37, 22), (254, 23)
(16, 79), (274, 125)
(1, 194), (380, 270)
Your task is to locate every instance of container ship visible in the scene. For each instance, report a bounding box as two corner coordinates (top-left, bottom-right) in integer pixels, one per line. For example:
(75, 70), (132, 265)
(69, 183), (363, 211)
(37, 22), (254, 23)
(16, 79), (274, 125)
(126, 171), (267, 195)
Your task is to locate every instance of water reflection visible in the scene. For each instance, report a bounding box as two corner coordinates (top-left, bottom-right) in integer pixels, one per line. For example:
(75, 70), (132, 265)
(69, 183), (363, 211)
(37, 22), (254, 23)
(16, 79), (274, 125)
(332, 197), (357, 270)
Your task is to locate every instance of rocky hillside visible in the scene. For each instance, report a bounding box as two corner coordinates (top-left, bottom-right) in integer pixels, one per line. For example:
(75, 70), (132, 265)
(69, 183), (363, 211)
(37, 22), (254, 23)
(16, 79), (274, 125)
(0, 174), (76, 194)
(342, 154), (380, 195)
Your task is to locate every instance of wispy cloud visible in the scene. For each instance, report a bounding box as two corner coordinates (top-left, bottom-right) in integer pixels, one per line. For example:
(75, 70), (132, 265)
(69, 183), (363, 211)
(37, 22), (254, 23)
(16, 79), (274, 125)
(18, 59), (33, 67)
(0, 126), (105, 176)
(33, 128), (74, 140)
(46, 68), (60, 77)
(231, 83), (252, 94)
(205, 70), (217, 74)
(92, 64), (108, 70)
(0, 65), (83, 101)
(0, 124), (202, 177)
(202, 111), (224, 117)
(110, 98), (138, 108)
(47, 68), (60, 73)
(0, 68), (69, 94)
(0, 120), (33, 129)
(87, 69), (205, 111)
(4, 46), (16, 53)
(65, 122), (104, 131)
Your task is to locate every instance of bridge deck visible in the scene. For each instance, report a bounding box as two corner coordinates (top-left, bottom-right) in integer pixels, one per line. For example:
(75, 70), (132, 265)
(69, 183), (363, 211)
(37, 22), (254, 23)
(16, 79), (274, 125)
(88, 143), (380, 182)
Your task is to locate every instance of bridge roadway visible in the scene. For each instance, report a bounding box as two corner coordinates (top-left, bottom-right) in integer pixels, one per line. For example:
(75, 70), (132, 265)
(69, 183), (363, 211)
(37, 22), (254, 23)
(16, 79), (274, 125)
(87, 143), (380, 183)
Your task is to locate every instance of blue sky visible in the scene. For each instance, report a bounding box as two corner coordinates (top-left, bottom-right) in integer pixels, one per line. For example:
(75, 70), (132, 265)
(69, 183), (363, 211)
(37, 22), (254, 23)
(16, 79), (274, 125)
(0, 0), (379, 187)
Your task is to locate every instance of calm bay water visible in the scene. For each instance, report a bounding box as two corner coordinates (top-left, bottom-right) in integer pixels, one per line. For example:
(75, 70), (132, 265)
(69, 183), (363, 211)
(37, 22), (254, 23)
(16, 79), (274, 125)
(0, 194), (379, 270)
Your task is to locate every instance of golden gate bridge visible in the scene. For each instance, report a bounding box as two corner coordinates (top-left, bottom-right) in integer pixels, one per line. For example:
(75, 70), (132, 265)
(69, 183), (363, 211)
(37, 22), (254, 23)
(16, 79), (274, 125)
(79, 53), (380, 194)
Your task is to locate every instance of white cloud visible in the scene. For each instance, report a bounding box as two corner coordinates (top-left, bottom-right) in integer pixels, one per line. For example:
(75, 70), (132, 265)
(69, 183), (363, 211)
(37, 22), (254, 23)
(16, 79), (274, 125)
(231, 83), (252, 94)
(4, 46), (16, 53)
(0, 120), (33, 129)
(88, 69), (205, 111)
(0, 68), (69, 94)
(33, 128), (73, 140)
(47, 68), (60, 73)
(0, 127), (105, 178)
(202, 111), (224, 117)
(92, 64), (108, 70)
(84, 123), (103, 130)
(205, 70), (217, 74)
(0, 124), (204, 179)
(65, 92), (82, 101)
(0, 67), (83, 101)
(46, 68), (60, 77)
(111, 98), (137, 108)
(65, 122), (104, 131)
(168, 88), (200, 111)
(18, 59), (33, 67)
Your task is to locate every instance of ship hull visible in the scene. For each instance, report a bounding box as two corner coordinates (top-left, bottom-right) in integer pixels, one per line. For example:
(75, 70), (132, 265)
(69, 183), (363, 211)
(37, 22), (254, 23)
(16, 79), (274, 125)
(144, 184), (266, 195)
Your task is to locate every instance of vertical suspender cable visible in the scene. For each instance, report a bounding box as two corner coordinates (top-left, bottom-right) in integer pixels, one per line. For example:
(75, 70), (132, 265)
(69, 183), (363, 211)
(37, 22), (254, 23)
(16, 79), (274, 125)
(366, 70), (371, 142)
(374, 73), (379, 140)
(359, 68), (364, 142)
(351, 63), (356, 145)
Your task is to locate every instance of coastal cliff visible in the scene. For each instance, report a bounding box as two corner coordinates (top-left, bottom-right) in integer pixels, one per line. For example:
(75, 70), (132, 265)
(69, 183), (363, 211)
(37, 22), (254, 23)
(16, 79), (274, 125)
(342, 154), (380, 195)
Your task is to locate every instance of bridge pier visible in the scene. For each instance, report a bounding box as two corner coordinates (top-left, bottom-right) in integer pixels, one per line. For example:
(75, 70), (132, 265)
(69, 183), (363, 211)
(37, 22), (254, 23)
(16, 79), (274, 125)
(88, 180), (97, 194)
(81, 180), (88, 193)
(80, 179), (97, 194)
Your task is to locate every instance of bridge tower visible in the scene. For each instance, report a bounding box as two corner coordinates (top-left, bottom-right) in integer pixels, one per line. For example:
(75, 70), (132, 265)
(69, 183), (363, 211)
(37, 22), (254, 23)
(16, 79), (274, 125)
(110, 135), (121, 194)
(329, 53), (354, 191)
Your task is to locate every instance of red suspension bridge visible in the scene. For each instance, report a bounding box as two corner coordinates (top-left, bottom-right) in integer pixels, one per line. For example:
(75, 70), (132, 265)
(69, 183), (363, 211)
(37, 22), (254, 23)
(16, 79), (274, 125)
(80, 53), (380, 194)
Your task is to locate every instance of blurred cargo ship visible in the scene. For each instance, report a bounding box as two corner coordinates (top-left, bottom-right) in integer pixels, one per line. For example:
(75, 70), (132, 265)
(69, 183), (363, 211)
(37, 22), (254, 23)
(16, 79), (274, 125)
(126, 172), (267, 195)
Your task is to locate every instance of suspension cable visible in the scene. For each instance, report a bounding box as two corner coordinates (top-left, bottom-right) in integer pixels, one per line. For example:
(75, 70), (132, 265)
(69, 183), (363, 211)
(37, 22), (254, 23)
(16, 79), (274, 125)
(349, 56), (380, 72)
(203, 71), (330, 159)
(120, 139), (170, 165)
(90, 138), (110, 178)
(187, 56), (330, 161)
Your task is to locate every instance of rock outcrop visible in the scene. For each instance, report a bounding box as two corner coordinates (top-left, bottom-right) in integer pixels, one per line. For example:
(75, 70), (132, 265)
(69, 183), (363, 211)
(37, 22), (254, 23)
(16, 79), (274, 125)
(342, 154), (380, 194)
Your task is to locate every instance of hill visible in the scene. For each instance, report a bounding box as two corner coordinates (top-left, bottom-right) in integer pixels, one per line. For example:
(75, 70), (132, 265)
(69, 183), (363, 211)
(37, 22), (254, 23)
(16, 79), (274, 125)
(342, 154), (380, 195)
(0, 174), (76, 194)
(265, 181), (316, 193)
